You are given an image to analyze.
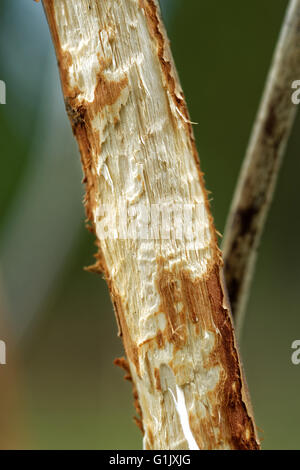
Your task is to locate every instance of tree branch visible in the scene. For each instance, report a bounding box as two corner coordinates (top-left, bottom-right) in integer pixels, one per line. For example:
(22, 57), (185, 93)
(42, 0), (259, 449)
(222, 0), (300, 333)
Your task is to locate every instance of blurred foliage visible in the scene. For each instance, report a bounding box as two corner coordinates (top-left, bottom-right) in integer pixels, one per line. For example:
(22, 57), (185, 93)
(0, 0), (299, 449)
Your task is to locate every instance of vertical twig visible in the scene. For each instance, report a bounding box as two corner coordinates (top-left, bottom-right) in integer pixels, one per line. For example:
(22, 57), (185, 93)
(222, 0), (300, 334)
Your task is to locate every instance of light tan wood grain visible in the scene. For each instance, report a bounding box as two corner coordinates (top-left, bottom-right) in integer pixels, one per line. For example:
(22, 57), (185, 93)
(43, 0), (259, 450)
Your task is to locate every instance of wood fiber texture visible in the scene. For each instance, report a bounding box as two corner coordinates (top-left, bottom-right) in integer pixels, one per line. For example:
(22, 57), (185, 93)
(43, 0), (260, 450)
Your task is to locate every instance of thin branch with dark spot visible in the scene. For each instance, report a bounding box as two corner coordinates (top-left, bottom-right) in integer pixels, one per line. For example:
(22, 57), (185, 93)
(222, 0), (300, 334)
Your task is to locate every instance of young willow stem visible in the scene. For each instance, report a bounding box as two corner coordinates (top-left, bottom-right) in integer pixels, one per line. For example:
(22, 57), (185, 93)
(222, 0), (300, 334)
(42, 0), (259, 450)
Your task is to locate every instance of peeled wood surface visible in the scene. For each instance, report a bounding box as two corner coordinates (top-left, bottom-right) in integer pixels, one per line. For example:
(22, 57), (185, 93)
(43, 0), (260, 450)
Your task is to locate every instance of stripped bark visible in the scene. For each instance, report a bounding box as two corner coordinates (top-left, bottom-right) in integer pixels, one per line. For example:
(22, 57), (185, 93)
(43, 0), (260, 450)
(222, 0), (300, 332)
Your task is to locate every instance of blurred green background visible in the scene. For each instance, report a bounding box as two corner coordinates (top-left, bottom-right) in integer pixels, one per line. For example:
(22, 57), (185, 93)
(0, 0), (299, 449)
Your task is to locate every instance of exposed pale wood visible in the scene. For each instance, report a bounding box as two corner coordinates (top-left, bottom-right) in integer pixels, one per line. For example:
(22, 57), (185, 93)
(222, 0), (300, 333)
(43, 0), (259, 450)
